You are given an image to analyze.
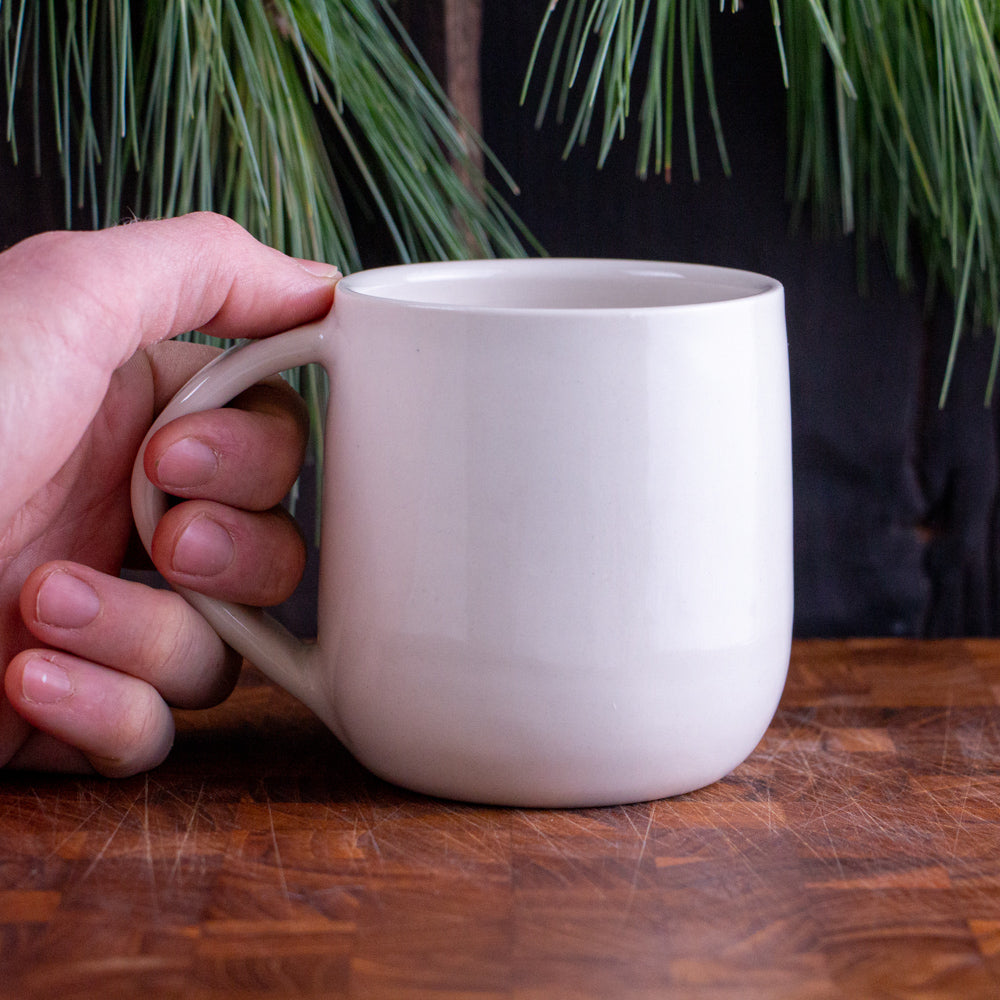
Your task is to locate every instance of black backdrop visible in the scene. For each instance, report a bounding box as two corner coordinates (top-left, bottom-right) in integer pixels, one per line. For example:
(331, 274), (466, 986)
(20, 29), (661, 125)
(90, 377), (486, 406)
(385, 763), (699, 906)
(480, 0), (1000, 638)
(3, 3), (999, 638)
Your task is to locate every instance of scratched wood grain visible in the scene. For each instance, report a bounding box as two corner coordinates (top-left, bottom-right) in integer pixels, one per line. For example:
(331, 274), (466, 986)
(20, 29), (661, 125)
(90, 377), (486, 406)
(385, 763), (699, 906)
(1, 639), (999, 999)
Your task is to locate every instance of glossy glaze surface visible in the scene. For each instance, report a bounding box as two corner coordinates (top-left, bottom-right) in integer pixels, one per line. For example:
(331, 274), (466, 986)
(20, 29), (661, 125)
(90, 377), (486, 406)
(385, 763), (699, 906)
(134, 259), (793, 806)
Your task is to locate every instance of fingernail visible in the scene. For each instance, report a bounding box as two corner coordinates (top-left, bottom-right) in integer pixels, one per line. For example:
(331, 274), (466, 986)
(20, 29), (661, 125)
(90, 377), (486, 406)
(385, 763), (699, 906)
(36, 572), (101, 629)
(155, 438), (219, 490)
(172, 516), (235, 577)
(21, 657), (73, 705)
(297, 258), (342, 280)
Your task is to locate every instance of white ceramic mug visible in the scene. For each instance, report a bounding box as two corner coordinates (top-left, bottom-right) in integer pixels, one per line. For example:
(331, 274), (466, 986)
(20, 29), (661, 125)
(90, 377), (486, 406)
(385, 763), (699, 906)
(132, 258), (793, 807)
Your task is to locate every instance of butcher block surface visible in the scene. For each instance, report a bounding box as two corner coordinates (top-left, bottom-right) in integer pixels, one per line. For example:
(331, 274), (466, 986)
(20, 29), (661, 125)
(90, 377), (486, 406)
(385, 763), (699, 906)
(2, 639), (999, 998)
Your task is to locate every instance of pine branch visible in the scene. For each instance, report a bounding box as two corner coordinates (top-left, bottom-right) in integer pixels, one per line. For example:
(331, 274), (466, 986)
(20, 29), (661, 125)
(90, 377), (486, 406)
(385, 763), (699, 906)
(2, 0), (533, 470)
(524, 0), (1000, 403)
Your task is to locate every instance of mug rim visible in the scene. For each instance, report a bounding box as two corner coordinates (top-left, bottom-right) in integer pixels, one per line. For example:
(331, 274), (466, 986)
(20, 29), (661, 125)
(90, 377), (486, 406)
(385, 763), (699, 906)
(335, 257), (782, 314)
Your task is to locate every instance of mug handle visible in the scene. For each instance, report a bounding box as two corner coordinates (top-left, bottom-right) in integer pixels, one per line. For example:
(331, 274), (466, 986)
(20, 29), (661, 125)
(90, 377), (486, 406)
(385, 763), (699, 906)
(130, 321), (329, 712)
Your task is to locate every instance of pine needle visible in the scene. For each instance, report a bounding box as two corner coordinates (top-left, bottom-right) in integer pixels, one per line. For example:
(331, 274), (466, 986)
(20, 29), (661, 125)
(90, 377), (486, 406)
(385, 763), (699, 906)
(2, 1), (532, 470)
(524, 0), (1000, 404)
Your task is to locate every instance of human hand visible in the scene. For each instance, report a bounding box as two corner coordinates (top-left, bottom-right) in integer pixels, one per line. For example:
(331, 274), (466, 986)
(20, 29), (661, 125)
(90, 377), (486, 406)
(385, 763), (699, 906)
(0, 212), (339, 776)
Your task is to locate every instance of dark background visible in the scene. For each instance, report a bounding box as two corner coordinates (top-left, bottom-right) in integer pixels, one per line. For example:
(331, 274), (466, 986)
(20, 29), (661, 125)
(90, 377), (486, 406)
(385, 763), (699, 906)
(478, 0), (1000, 639)
(3, 3), (999, 638)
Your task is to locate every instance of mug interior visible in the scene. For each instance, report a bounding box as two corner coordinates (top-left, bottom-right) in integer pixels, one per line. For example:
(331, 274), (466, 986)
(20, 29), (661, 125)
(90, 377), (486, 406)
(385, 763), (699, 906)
(339, 259), (779, 311)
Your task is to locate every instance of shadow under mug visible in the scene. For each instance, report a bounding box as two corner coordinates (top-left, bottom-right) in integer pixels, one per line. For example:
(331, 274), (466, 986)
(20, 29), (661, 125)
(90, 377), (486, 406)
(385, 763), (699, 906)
(132, 258), (793, 808)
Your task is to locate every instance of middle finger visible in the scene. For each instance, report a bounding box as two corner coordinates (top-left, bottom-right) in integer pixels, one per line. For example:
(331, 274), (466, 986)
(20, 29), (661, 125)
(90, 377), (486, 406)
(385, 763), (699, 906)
(144, 380), (310, 511)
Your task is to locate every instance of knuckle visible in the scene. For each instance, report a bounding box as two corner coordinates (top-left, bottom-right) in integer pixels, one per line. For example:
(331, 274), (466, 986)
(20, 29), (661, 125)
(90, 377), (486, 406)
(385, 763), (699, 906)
(257, 513), (307, 603)
(92, 689), (173, 778)
(138, 594), (234, 708)
(144, 596), (205, 672)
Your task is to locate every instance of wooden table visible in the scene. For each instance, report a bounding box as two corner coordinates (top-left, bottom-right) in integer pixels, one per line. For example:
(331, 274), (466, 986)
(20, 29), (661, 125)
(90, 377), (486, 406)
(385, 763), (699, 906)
(2, 639), (999, 999)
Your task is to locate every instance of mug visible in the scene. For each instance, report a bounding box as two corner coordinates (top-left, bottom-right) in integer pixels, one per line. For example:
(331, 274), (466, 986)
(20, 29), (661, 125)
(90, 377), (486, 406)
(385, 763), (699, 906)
(131, 258), (793, 808)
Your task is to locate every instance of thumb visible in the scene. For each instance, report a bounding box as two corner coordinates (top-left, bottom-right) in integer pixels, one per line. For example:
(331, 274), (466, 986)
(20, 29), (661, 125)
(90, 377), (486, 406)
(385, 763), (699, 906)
(0, 213), (339, 530)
